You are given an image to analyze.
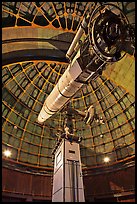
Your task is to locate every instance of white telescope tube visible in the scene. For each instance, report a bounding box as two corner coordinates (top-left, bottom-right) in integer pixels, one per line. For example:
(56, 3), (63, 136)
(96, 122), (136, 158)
(38, 54), (84, 123)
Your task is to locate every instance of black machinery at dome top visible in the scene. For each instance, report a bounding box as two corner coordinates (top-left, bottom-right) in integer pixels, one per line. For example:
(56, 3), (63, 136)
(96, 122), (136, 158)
(38, 3), (134, 123)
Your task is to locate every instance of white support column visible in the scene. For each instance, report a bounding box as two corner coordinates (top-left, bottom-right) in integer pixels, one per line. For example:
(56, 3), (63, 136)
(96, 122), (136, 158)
(52, 138), (85, 202)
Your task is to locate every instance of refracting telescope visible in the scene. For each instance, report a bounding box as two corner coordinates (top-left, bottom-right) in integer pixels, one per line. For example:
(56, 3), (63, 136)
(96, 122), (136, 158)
(38, 3), (134, 123)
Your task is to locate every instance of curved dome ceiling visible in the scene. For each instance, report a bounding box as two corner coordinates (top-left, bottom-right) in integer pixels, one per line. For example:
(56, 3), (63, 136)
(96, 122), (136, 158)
(2, 2), (135, 173)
